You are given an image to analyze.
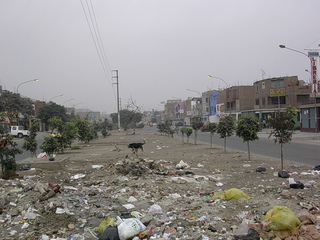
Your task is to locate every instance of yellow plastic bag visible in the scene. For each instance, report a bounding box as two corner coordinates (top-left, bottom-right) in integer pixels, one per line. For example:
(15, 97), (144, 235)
(263, 206), (301, 231)
(95, 216), (116, 235)
(212, 192), (226, 200)
(224, 188), (250, 200)
(212, 188), (250, 201)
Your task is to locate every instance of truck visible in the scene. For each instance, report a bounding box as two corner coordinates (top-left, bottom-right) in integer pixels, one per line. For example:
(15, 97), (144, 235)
(10, 126), (30, 138)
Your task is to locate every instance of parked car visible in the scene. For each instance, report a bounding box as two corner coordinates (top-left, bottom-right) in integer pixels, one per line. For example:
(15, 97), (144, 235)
(51, 129), (62, 137)
(10, 126), (30, 138)
(200, 122), (210, 132)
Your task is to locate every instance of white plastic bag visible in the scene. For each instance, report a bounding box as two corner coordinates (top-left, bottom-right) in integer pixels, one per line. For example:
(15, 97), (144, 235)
(117, 217), (146, 240)
(148, 204), (162, 215)
(37, 152), (48, 158)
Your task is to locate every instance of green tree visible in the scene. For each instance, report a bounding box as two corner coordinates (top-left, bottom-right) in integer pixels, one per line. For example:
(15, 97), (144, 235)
(40, 136), (59, 160)
(0, 90), (34, 125)
(76, 118), (94, 143)
(38, 102), (68, 127)
(111, 109), (143, 131)
(0, 113), (22, 179)
(208, 123), (217, 148)
(268, 106), (298, 170)
(100, 118), (113, 137)
(157, 121), (174, 137)
(185, 127), (193, 144)
(23, 119), (40, 157)
(236, 116), (261, 161)
(0, 137), (22, 179)
(62, 120), (79, 148)
(90, 122), (101, 139)
(48, 116), (64, 133)
(217, 115), (235, 153)
(192, 121), (203, 145)
(180, 127), (186, 143)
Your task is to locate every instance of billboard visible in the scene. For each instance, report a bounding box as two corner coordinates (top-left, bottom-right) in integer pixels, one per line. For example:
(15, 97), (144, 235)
(270, 88), (286, 97)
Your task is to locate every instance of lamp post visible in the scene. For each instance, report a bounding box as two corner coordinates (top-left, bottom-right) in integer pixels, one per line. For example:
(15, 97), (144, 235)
(16, 79), (39, 93)
(279, 44), (318, 132)
(185, 89), (201, 97)
(63, 98), (76, 107)
(73, 102), (83, 108)
(49, 94), (64, 102)
(207, 75), (228, 88)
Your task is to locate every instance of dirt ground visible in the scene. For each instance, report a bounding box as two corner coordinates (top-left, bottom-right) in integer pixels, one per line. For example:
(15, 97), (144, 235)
(1, 128), (320, 239)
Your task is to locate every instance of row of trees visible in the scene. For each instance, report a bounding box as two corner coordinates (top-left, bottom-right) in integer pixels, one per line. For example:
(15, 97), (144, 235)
(162, 106), (298, 171)
(0, 115), (114, 179)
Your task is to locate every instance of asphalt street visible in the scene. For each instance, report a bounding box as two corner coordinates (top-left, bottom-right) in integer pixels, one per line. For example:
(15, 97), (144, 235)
(14, 128), (320, 167)
(195, 130), (320, 167)
(146, 126), (320, 167)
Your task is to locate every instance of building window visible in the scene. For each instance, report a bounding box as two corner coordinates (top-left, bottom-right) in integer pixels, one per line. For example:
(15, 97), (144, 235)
(271, 79), (284, 88)
(255, 83), (259, 91)
(269, 96), (286, 105)
(255, 98), (259, 105)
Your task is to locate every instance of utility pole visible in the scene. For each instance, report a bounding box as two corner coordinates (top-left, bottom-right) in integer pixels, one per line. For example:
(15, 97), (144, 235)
(112, 70), (120, 130)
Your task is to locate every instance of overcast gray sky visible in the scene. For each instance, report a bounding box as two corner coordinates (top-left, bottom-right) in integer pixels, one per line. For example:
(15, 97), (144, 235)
(1, 0), (320, 114)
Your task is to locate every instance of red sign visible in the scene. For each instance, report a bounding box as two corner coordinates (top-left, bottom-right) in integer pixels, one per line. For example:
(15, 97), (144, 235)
(310, 57), (318, 94)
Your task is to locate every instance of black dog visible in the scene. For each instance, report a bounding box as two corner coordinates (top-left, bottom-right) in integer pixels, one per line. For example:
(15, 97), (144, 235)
(128, 139), (146, 154)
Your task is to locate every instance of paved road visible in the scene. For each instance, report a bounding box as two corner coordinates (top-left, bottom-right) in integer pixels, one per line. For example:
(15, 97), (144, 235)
(15, 132), (49, 161)
(196, 131), (320, 167)
(146, 126), (320, 167)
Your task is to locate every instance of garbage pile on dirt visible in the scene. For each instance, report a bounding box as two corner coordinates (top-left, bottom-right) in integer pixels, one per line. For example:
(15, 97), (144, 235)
(1, 129), (320, 239)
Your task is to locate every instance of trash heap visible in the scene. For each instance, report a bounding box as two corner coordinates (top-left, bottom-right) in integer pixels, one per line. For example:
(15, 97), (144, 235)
(1, 155), (320, 240)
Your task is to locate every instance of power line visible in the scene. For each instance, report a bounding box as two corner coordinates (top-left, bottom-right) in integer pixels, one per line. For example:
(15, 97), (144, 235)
(89, 0), (113, 76)
(80, 0), (113, 85)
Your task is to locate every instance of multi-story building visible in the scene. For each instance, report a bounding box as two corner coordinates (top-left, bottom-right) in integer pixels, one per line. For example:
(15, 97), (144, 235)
(164, 99), (182, 125)
(215, 85), (254, 120)
(162, 75), (319, 132)
(184, 97), (202, 125)
(248, 76), (313, 122)
(202, 90), (216, 122)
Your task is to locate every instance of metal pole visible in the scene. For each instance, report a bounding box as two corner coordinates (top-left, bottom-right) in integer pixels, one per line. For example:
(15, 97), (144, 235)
(112, 70), (120, 130)
(17, 79), (39, 93)
(279, 45), (319, 132)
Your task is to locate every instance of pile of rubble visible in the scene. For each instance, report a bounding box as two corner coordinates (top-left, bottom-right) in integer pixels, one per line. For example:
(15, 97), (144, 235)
(1, 130), (320, 240)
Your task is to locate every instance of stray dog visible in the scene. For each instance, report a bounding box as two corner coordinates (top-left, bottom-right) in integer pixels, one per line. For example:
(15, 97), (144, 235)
(128, 139), (146, 155)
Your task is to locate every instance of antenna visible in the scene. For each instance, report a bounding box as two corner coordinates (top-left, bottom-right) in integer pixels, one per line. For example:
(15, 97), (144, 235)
(261, 69), (265, 79)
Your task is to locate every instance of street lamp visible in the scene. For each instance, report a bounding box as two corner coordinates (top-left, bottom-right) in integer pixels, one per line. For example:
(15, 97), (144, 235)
(17, 78), (39, 93)
(63, 98), (76, 106)
(207, 75), (228, 88)
(185, 89), (201, 97)
(73, 102), (83, 108)
(279, 45), (309, 57)
(49, 94), (64, 102)
(279, 44), (318, 132)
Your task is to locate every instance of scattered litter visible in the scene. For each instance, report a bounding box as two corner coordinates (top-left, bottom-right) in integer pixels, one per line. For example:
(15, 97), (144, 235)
(263, 206), (301, 231)
(92, 165), (104, 169)
(213, 188), (250, 201)
(148, 204), (162, 215)
(117, 217), (146, 240)
(175, 160), (190, 169)
(37, 152), (48, 158)
(256, 167), (266, 172)
(122, 204), (135, 210)
(278, 170), (290, 178)
(71, 174), (86, 180)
